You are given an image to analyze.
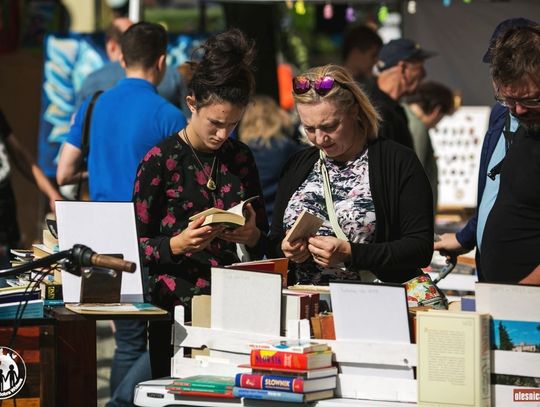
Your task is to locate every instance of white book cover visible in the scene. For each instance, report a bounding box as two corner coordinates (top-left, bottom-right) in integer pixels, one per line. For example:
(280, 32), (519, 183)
(211, 267), (281, 336)
(329, 281), (413, 379)
(56, 201), (143, 303)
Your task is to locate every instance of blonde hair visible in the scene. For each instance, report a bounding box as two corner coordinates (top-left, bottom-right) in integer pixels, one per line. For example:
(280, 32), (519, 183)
(292, 64), (380, 141)
(238, 95), (294, 146)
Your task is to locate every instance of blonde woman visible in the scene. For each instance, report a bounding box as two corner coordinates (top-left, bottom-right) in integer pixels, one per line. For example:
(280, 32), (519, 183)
(269, 64), (433, 284)
(239, 95), (305, 220)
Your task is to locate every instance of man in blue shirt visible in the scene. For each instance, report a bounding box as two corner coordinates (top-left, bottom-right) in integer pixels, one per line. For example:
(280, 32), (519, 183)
(434, 18), (537, 280)
(57, 22), (186, 407)
(75, 17), (187, 114)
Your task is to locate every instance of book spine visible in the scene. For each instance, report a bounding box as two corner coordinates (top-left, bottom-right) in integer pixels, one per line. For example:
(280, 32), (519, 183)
(171, 385), (231, 393)
(173, 382), (232, 392)
(232, 387), (303, 402)
(479, 314), (491, 405)
(174, 389), (234, 398)
(40, 282), (63, 300)
(250, 350), (309, 370)
(236, 374), (304, 392)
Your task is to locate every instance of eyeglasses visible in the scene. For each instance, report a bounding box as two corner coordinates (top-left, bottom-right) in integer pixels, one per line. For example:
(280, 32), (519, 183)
(292, 76), (338, 96)
(494, 95), (540, 108)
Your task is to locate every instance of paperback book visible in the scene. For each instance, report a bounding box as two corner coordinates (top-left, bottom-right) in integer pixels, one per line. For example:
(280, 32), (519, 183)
(250, 349), (333, 371)
(244, 366), (338, 380)
(166, 375), (235, 398)
(235, 373), (336, 393)
(233, 387), (334, 403)
(248, 339), (329, 354)
(284, 209), (324, 243)
(188, 196), (259, 229)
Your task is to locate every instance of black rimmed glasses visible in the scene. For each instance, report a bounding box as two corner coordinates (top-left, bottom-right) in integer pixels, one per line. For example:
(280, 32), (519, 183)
(494, 94), (540, 109)
(292, 76), (338, 96)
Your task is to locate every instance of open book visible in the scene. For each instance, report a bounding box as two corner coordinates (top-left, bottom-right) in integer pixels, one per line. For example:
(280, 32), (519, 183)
(285, 209), (324, 242)
(189, 196), (259, 229)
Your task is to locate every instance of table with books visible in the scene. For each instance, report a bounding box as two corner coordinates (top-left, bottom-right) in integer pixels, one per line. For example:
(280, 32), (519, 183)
(132, 263), (540, 407)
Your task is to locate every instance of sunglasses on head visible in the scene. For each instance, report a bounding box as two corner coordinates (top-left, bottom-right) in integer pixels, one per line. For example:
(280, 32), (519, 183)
(292, 76), (338, 96)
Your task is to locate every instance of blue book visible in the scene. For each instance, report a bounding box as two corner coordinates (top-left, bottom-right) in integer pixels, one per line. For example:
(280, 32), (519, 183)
(232, 387), (333, 403)
(0, 299), (44, 319)
(0, 291), (40, 304)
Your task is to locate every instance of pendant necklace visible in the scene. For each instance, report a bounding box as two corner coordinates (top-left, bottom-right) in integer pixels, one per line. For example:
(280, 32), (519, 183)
(182, 128), (218, 191)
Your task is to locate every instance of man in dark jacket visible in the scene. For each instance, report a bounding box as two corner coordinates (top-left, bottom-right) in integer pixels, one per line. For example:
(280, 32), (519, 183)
(434, 18), (538, 281)
(368, 38), (436, 149)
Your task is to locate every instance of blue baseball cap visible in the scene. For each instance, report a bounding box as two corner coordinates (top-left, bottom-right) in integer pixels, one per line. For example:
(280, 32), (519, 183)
(377, 38), (437, 71)
(482, 18), (537, 63)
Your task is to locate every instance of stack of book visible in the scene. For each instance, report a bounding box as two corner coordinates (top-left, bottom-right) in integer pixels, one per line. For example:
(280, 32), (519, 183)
(165, 375), (235, 398)
(10, 249), (35, 267)
(0, 279), (43, 319)
(30, 220), (63, 306)
(234, 340), (337, 403)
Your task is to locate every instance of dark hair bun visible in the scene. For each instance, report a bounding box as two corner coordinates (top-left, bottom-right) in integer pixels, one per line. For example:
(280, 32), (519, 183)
(188, 29), (256, 108)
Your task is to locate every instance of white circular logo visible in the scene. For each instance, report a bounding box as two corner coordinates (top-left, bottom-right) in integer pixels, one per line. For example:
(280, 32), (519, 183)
(0, 347), (26, 399)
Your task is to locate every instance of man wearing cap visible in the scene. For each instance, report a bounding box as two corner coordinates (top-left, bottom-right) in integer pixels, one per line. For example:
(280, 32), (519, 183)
(435, 18), (538, 283)
(368, 38), (436, 149)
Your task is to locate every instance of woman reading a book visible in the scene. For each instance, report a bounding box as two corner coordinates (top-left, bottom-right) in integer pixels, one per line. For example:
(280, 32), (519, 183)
(133, 29), (268, 378)
(269, 64), (433, 284)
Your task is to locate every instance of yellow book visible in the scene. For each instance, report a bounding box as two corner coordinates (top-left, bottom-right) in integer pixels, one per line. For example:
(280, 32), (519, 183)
(417, 310), (491, 407)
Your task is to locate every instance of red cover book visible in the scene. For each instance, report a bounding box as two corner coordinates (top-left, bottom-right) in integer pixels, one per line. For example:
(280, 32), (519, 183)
(250, 349), (332, 370)
(175, 389), (235, 398)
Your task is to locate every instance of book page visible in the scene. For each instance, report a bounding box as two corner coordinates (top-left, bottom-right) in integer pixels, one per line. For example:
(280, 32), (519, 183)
(227, 195), (259, 217)
(285, 210), (324, 242)
(189, 195), (258, 221)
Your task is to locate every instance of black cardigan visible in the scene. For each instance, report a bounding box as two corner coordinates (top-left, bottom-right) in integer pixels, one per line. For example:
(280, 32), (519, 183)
(268, 137), (434, 283)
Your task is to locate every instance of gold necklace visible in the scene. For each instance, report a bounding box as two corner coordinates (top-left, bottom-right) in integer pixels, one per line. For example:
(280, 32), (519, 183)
(182, 128), (218, 191)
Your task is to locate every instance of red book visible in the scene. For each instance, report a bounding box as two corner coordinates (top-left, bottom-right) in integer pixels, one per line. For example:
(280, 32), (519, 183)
(250, 349), (333, 371)
(174, 389), (235, 398)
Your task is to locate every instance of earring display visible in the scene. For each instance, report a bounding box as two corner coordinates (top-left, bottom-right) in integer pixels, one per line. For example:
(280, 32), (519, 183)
(430, 106), (491, 208)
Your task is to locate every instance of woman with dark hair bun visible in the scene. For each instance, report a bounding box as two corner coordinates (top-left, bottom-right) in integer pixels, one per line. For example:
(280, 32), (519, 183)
(133, 29), (268, 378)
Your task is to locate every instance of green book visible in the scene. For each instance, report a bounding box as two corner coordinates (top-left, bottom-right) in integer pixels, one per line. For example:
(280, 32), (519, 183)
(169, 375), (234, 392)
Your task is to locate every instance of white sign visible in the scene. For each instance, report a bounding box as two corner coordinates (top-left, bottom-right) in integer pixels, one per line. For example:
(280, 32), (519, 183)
(56, 201), (143, 303)
(430, 106), (491, 208)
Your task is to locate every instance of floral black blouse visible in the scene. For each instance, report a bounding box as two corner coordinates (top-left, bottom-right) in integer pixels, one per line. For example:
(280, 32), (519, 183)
(133, 133), (268, 314)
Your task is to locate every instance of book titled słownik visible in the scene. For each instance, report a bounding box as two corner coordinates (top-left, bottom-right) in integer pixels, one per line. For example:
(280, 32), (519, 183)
(417, 310), (491, 407)
(188, 196), (259, 228)
(235, 373), (336, 393)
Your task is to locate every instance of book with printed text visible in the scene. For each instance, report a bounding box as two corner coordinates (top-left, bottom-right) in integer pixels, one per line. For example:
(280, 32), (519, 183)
(233, 387), (334, 402)
(235, 373), (336, 393)
(245, 365), (338, 379)
(188, 196), (259, 228)
(417, 310), (490, 407)
(249, 339), (329, 354)
(169, 375), (234, 391)
(250, 349), (333, 371)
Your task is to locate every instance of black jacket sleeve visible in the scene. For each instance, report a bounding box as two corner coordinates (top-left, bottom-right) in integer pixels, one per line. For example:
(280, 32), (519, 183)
(349, 140), (434, 282)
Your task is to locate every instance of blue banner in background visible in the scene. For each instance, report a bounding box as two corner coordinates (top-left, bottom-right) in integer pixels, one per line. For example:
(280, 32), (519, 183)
(37, 32), (206, 177)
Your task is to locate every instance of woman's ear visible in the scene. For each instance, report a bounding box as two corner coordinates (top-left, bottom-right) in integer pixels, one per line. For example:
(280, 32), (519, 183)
(186, 95), (197, 113)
